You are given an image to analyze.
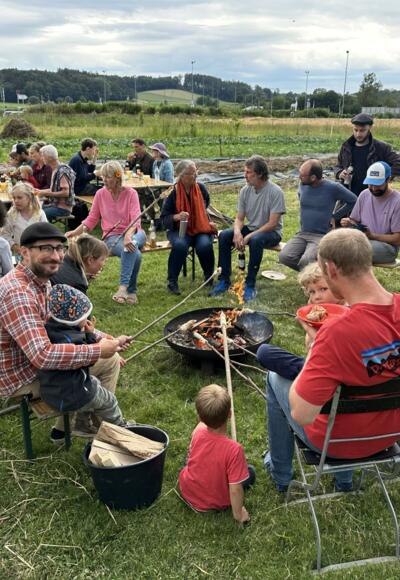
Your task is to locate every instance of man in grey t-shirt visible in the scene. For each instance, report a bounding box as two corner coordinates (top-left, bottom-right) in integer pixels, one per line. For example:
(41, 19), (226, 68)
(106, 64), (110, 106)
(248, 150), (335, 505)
(210, 156), (286, 302)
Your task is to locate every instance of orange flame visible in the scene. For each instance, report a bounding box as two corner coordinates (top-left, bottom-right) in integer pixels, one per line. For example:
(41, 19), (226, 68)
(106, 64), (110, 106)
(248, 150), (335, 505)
(229, 271), (245, 305)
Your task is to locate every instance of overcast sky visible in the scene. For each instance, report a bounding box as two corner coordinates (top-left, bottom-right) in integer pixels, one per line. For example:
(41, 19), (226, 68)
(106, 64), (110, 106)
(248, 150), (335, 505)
(2, 0), (400, 93)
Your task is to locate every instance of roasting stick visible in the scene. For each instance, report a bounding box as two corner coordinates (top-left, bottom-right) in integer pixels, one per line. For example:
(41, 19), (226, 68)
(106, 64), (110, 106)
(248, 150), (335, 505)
(220, 311), (237, 441)
(192, 332), (266, 400)
(232, 360), (267, 375)
(223, 336), (258, 359)
(108, 188), (173, 252)
(123, 317), (209, 363)
(129, 268), (221, 341)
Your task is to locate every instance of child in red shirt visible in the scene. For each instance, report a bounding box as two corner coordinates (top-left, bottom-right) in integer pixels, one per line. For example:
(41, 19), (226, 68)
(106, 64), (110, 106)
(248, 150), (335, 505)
(179, 384), (255, 524)
(19, 165), (40, 189)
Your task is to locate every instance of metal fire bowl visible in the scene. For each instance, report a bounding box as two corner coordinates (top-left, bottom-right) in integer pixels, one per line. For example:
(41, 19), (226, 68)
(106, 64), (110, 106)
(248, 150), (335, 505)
(163, 307), (273, 363)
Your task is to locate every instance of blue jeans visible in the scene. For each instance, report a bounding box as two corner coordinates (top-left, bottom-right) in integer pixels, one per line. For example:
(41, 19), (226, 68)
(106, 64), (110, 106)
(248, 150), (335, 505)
(167, 231), (214, 282)
(266, 371), (353, 490)
(44, 206), (71, 219)
(257, 344), (304, 381)
(105, 230), (146, 293)
(217, 226), (281, 287)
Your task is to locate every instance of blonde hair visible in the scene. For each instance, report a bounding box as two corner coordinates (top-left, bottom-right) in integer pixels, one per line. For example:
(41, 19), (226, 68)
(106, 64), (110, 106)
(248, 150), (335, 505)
(318, 229), (372, 277)
(8, 182), (41, 219)
(298, 262), (324, 294)
(101, 160), (123, 185)
(195, 384), (231, 429)
(67, 234), (108, 285)
(19, 165), (33, 177)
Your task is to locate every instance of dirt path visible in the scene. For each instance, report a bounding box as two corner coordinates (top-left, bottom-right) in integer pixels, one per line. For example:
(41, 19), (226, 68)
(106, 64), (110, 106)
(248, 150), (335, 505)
(194, 153), (337, 174)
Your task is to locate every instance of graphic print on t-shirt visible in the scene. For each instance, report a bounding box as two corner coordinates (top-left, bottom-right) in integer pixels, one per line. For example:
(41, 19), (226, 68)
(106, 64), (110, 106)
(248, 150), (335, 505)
(362, 341), (400, 377)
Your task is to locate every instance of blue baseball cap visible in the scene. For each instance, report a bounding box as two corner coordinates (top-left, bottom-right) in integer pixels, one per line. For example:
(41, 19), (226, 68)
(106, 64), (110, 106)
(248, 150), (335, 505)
(363, 161), (391, 186)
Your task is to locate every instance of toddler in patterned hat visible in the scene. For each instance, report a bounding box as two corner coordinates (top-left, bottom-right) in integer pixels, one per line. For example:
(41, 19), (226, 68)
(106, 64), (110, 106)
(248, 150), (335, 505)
(39, 284), (131, 442)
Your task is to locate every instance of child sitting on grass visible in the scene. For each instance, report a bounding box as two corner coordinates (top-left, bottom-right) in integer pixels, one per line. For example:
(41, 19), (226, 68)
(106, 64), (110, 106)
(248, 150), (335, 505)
(39, 284), (133, 441)
(179, 384), (255, 524)
(257, 261), (344, 380)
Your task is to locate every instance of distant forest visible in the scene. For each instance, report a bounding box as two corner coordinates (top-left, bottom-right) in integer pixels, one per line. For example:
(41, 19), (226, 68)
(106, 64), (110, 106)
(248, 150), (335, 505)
(1, 68), (400, 114)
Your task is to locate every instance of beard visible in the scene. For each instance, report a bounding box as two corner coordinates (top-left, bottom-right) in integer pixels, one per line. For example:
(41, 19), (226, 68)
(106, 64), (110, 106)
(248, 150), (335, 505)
(30, 260), (60, 279)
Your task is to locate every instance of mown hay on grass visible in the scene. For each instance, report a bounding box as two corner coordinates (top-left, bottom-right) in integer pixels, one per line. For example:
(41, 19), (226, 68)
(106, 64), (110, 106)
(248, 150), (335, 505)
(0, 118), (38, 139)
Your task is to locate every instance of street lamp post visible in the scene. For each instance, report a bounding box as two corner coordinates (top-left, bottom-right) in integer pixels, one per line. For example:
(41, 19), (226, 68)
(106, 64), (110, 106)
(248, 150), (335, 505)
(191, 60), (196, 107)
(340, 50), (350, 117)
(102, 70), (106, 104)
(304, 70), (310, 112)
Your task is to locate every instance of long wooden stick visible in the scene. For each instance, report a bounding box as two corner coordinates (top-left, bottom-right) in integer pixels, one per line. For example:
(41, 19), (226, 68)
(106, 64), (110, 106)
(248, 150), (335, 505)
(192, 332), (266, 400)
(108, 187), (173, 252)
(130, 268), (221, 341)
(220, 311), (237, 441)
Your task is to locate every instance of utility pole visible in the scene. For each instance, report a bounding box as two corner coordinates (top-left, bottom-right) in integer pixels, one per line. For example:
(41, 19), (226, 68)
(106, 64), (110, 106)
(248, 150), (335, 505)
(102, 70), (106, 103)
(191, 60), (196, 107)
(134, 76), (137, 101)
(340, 50), (350, 116)
(304, 70), (310, 112)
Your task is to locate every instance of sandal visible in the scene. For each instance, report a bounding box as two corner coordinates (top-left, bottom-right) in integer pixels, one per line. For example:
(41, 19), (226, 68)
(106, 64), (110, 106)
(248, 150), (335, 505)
(112, 288), (128, 304)
(126, 293), (138, 305)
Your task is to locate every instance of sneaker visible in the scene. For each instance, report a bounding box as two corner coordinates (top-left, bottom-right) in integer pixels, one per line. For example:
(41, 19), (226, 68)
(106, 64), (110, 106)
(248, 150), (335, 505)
(50, 427), (66, 445)
(243, 285), (257, 302)
(208, 279), (230, 297)
(167, 281), (181, 295)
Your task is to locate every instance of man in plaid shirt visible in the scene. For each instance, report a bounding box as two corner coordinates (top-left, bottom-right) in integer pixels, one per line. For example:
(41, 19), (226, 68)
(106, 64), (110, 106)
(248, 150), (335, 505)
(0, 222), (132, 442)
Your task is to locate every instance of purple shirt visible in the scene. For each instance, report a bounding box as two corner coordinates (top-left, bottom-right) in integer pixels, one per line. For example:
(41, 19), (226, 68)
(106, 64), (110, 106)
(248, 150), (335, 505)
(350, 188), (400, 246)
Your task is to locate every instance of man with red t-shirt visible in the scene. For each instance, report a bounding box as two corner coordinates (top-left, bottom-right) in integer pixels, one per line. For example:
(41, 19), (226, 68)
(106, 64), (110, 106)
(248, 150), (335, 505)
(265, 228), (400, 492)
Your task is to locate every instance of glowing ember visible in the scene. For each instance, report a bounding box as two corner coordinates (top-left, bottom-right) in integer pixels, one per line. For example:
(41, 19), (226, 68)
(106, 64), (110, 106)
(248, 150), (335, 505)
(175, 309), (245, 350)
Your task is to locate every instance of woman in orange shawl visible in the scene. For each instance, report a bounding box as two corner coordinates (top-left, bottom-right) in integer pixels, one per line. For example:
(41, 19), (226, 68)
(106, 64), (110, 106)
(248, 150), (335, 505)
(160, 160), (216, 295)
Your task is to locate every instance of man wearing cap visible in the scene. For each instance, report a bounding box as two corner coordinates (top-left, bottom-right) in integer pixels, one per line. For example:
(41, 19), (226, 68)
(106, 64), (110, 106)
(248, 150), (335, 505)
(335, 114), (400, 197)
(341, 161), (400, 264)
(0, 222), (132, 442)
(11, 143), (34, 169)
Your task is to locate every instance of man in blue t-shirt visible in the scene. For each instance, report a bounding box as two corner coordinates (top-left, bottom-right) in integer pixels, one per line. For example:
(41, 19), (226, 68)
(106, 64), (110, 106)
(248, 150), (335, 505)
(279, 159), (357, 271)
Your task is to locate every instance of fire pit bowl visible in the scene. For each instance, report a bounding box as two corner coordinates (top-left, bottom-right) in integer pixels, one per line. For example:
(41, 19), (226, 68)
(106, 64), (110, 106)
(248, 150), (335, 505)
(164, 307), (273, 363)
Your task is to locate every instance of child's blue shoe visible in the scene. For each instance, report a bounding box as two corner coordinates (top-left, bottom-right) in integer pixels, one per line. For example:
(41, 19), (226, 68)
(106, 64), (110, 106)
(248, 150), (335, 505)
(243, 285), (257, 302)
(209, 279), (230, 297)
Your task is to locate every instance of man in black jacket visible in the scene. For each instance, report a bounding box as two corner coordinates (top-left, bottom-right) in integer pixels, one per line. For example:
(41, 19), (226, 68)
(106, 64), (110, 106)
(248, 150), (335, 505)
(69, 138), (99, 196)
(335, 113), (400, 197)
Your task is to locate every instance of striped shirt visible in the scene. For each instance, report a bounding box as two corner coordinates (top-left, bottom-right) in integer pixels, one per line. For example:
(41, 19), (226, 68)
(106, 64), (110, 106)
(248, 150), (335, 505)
(0, 264), (101, 397)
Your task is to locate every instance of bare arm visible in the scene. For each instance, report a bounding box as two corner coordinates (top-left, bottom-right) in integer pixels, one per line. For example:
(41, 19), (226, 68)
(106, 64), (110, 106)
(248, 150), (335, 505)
(289, 375), (322, 426)
(243, 212), (281, 244)
(233, 211), (246, 249)
(366, 230), (400, 246)
(229, 483), (250, 523)
(37, 175), (70, 198)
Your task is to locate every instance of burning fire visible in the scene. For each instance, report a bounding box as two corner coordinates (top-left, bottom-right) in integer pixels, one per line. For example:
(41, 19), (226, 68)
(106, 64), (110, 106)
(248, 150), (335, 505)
(229, 272), (245, 305)
(179, 309), (245, 350)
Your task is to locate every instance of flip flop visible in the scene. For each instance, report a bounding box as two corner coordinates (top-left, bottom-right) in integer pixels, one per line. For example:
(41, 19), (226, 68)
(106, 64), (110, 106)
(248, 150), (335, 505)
(112, 289), (127, 304)
(126, 293), (138, 305)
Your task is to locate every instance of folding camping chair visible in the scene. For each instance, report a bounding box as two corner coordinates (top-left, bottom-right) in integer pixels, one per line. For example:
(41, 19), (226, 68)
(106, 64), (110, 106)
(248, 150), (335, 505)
(286, 377), (400, 574)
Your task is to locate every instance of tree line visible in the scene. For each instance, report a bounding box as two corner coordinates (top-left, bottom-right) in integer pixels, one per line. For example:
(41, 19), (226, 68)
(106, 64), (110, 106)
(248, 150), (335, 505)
(1, 68), (399, 115)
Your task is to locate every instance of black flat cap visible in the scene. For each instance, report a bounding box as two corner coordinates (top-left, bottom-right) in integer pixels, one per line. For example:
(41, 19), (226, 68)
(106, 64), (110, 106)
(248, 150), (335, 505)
(351, 113), (373, 125)
(20, 222), (67, 246)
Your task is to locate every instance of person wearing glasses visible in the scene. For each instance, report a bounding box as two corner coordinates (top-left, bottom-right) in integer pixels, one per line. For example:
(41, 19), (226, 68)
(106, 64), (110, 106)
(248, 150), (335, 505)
(0, 222), (132, 444)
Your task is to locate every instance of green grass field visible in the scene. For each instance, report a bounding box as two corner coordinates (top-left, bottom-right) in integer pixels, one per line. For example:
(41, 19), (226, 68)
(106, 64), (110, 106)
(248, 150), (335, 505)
(1, 185), (399, 579)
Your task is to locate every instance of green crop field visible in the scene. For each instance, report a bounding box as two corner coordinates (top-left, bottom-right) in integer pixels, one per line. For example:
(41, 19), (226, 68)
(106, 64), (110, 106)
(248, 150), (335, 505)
(2, 114), (400, 164)
(137, 89), (234, 107)
(0, 183), (399, 579)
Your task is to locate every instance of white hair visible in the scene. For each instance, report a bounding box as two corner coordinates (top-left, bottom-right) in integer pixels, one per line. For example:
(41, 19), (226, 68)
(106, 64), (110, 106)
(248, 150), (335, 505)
(40, 144), (58, 160)
(175, 159), (196, 181)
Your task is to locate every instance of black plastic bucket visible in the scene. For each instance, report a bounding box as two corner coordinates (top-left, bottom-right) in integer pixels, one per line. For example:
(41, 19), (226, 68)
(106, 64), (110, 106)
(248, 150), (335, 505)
(83, 425), (169, 510)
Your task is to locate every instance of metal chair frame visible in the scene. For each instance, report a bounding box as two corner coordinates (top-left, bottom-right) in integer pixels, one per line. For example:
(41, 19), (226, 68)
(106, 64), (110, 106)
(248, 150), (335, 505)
(286, 378), (400, 574)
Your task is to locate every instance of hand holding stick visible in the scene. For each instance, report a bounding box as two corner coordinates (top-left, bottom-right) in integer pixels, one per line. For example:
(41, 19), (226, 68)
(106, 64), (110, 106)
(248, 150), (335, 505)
(130, 268), (221, 341)
(220, 311), (237, 441)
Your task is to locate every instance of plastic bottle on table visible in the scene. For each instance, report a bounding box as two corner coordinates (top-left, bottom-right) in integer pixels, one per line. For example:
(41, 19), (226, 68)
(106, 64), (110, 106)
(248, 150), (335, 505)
(154, 165), (160, 183)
